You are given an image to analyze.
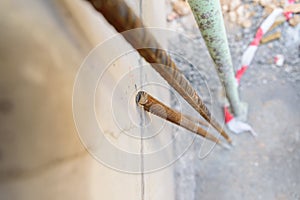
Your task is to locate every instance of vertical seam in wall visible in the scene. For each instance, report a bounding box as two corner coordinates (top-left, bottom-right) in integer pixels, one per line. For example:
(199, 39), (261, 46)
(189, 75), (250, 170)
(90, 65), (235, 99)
(139, 1), (145, 200)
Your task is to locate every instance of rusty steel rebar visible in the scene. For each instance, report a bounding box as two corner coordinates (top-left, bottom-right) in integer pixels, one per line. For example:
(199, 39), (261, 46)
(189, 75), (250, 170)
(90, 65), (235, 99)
(136, 91), (221, 144)
(86, 0), (232, 143)
(182, 113), (209, 127)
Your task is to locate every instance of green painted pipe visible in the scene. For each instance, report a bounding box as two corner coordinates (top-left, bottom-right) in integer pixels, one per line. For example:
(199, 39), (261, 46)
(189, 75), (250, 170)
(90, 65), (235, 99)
(188, 0), (246, 119)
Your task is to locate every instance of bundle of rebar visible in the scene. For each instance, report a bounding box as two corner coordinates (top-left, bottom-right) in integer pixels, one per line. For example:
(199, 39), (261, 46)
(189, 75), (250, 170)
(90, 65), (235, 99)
(86, 0), (232, 144)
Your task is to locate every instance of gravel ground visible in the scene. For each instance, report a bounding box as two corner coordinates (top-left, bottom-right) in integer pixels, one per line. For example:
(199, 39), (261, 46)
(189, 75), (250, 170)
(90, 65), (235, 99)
(167, 2), (300, 200)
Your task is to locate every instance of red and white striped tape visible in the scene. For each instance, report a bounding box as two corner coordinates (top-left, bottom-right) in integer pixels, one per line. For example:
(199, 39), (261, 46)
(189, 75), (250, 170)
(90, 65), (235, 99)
(224, 0), (295, 135)
(284, 0), (295, 20)
(274, 54), (285, 66)
(236, 8), (284, 86)
(224, 106), (257, 136)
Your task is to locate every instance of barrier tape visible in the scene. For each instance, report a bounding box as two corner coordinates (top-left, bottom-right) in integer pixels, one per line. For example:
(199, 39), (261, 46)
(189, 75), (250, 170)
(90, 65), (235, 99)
(224, 0), (296, 135)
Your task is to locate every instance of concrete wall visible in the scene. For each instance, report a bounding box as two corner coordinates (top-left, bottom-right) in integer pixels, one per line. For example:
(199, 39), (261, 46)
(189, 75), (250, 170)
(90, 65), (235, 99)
(0, 0), (174, 199)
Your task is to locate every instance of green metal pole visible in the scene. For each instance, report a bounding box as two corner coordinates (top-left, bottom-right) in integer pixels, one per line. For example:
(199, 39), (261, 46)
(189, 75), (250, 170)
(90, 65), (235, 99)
(188, 0), (246, 119)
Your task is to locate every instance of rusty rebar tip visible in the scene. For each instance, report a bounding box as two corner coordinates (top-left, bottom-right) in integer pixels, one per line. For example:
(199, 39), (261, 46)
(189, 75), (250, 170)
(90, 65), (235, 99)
(136, 91), (148, 105)
(227, 138), (233, 144)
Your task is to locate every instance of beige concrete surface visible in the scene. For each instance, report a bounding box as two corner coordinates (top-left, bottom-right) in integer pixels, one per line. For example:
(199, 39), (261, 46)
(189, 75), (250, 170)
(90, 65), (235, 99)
(0, 0), (174, 199)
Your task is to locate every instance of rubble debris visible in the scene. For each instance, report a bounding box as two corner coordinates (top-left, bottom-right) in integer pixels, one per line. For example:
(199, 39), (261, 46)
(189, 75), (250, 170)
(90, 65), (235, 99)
(221, 0), (253, 28)
(261, 31), (281, 44)
(220, 0), (300, 28)
(167, 0), (191, 22)
(172, 0), (191, 16)
(289, 15), (300, 26)
(284, 3), (300, 13)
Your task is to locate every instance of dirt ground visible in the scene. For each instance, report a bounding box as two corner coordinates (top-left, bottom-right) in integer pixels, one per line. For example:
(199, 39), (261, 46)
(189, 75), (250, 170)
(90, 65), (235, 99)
(167, 1), (300, 200)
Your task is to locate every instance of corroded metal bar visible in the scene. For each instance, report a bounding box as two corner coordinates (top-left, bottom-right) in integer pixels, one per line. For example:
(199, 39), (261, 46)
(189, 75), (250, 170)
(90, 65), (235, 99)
(136, 91), (222, 144)
(182, 113), (209, 127)
(86, 0), (231, 143)
(188, 0), (246, 119)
